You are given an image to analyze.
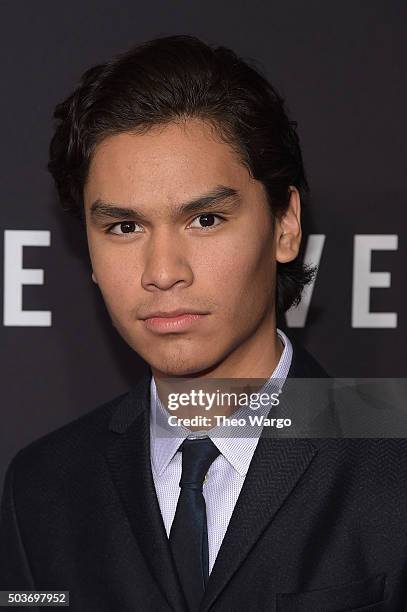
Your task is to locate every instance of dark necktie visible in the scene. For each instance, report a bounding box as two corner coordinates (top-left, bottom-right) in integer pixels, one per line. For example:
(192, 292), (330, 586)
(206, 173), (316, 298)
(169, 437), (221, 611)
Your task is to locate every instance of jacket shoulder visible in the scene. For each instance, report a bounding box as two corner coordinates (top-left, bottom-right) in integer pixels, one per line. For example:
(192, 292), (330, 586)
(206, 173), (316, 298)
(4, 389), (132, 489)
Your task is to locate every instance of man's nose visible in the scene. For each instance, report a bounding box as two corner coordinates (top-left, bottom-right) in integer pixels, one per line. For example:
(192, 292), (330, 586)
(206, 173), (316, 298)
(141, 229), (193, 291)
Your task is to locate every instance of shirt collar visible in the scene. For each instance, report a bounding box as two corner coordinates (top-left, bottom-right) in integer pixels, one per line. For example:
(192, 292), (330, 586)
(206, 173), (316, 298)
(150, 328), (293, 477)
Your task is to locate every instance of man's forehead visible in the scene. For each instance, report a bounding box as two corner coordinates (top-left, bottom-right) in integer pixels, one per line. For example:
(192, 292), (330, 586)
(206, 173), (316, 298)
(88, 119), (245, 177)
(85, 124), (253, 213)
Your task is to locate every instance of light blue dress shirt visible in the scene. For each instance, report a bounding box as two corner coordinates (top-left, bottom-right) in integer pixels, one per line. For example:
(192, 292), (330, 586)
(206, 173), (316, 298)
(149, 328), (293, 575)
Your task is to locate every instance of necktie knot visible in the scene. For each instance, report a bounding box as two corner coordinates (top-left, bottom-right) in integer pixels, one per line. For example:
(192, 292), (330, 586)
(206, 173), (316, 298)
(179, 437), (220, 490)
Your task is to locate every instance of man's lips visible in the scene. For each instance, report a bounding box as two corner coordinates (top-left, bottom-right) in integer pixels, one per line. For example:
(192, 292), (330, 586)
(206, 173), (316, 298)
(141, 310), (209, 333)
(141, 309), (208, 319)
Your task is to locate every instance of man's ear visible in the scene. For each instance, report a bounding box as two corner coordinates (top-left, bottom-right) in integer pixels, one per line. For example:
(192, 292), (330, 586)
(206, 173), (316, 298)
(275, 186), (302, 263)
(92, 271), (98, 284)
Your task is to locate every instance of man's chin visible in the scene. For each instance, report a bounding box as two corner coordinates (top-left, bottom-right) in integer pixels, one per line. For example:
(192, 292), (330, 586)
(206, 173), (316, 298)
(149, 356), (221, 379)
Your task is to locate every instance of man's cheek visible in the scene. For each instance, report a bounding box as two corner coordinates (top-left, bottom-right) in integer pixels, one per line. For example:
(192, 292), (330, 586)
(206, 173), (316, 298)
(99, 286), (130, 322)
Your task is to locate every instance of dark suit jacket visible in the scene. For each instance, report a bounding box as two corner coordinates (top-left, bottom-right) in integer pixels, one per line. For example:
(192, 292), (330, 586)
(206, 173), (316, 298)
(1, 340), (406, 611)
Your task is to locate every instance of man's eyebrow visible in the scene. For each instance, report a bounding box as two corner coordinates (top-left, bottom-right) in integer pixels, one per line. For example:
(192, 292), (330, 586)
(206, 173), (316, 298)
(89, 185), (241, 222)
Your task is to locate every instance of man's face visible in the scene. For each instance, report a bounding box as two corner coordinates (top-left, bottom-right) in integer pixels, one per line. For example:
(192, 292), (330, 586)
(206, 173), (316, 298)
(84, 118), (281, 377)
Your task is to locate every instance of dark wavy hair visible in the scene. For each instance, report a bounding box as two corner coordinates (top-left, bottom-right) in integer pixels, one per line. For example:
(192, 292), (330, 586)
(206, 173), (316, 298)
(48, 34), (315, 313)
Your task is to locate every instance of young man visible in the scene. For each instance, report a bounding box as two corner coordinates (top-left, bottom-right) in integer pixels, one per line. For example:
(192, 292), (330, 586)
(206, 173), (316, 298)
(0, 35), (406, 611)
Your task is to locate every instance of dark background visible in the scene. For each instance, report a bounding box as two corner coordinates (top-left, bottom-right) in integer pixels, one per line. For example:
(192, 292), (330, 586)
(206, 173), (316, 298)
(1, 1), (405, 493)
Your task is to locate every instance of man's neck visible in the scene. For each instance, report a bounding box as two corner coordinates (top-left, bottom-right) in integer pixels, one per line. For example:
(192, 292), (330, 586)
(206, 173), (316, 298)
(152, 319), (285, 428)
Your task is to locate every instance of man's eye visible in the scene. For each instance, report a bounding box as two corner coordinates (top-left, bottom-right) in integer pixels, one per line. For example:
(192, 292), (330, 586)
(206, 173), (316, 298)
(108, 221), (142, 235)
(188, 213), (223, 229)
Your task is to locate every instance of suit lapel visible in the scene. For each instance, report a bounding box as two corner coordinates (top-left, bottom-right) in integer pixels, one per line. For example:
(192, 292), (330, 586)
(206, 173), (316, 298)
(104, 376), (188, 612)
(200, 339), (328, 611)
(200, 437), (318, 611)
